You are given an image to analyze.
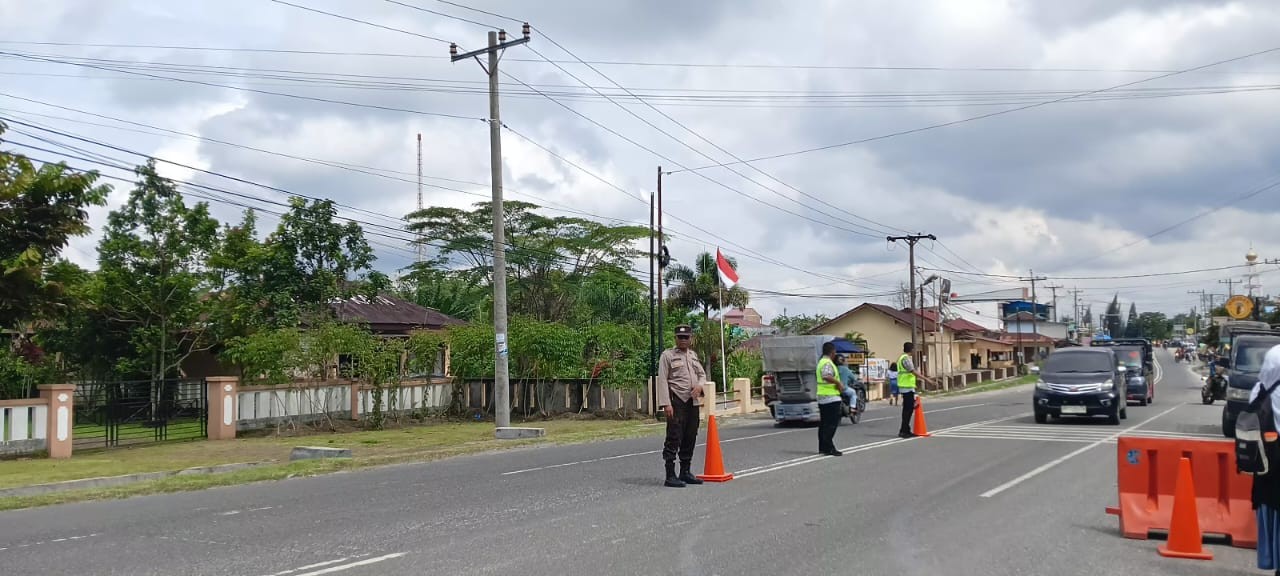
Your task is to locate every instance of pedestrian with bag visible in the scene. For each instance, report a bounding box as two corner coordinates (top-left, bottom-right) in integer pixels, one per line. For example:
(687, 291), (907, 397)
(1245, 345), (1280, 574)
(656, 325), (706, 488)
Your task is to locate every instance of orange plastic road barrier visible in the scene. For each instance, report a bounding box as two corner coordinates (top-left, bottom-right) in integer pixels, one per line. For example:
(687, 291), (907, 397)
(696, 414), (734, 482)
(1105, 436), (1255, 549)
(1158, 457), (1214, 560)
(912, 397), (931, 437)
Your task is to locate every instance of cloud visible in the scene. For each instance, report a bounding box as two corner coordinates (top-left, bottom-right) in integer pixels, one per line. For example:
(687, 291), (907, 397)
(7, 0), (1280, 324)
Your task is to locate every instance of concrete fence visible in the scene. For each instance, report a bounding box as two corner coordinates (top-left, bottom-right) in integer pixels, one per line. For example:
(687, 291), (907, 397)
(233, 378), (453, 431)
(0, 385), (73, 458)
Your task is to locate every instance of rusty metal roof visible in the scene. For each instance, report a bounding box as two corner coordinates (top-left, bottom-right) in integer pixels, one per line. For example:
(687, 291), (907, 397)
(330, 295), (464, 331)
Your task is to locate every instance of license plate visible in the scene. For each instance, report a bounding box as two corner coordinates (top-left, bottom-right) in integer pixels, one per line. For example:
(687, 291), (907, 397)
(1061, 405), (1087, 415)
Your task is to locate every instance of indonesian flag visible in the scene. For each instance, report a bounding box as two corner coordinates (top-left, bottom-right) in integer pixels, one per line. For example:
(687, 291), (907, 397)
(716, 248), (739, 289)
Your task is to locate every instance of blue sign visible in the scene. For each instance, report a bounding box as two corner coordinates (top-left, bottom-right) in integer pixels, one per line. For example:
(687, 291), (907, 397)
(1126, 449), (1140, 466)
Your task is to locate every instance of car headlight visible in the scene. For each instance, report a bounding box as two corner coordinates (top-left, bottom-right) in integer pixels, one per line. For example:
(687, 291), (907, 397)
(1036, 379), (1049, 390)
(1228, 387), (1253, 401)
(1104, 379), (1115, 390)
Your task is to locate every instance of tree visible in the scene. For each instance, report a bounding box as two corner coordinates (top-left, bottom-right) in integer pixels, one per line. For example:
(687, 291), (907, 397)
(664, 251), (749, 319)
(0, 130), (110, 329)
(770, 313), (830, 335)
(96, 161), (220, 382)
(406, 201), (649, 322)
(1124, 302), (1140, 338)
(1105, 295), (1122, 337)
(1083, 306), (1093, 330)
(261, 197), (377, 327)
(1134, 312), (1172, 341)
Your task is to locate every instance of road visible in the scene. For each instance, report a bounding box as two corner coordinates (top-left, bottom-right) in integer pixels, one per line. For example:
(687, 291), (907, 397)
(0, 350), (1265, 575)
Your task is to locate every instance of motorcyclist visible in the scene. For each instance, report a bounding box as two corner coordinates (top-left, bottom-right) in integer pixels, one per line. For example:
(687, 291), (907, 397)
(835, 355), (864, 415)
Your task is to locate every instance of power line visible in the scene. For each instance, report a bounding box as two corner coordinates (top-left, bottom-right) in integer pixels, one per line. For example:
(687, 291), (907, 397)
(671, 44), (1280, 172)
(920, 263), (1257, 281)
(7, 40), (1279, 75)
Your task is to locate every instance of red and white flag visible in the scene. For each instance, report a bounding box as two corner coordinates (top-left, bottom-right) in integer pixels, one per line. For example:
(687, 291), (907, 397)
(716, 248), (739, 289)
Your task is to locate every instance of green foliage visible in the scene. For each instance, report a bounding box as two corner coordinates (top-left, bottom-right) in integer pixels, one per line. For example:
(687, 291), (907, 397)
(585, 323), (647, 392)
(406, 330), (446, 377)
(1105, 295), (1122, 337)
(96, 161), (221, 381)
(1133, 311), (1172, 341)
(221, 327), (303, 387)
(770, 312), (829, 335)
(353, 336), (404, 430)
(727, 348), (764, 386)
(0, 342), (59, 400)
(0, 133), (110, 329)
(664, 252), (749, 318)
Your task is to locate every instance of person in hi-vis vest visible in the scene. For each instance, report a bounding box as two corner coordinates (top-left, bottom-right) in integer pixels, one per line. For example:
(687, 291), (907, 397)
(897, 342), (934, 438)
(816, 341), (846, 456)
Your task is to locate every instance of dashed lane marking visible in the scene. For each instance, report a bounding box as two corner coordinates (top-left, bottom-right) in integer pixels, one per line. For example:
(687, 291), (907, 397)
(0, 533), (99, 553)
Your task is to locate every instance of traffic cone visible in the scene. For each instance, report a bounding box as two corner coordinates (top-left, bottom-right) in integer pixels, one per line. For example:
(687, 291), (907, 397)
(1157, 457), (1213, 560)
(696, 414), (734, 482)
(912, 397), (931, 437)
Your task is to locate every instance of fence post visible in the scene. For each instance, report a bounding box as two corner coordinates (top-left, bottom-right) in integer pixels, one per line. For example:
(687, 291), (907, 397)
(350, 383), (361, 421)
(38, 384), (75, 459)
(205, 377), (239, 440)
(734, 378), (751, 414)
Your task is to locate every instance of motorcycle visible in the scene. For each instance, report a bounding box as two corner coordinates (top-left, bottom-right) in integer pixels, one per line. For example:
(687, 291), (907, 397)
(840, 383), (868, 424)
(1201, 357), (1227, 405)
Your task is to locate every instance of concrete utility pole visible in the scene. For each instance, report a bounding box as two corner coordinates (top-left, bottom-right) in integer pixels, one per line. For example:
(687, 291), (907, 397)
(451, 25), (531, 433)
(1020, 271), (1048, 364)
(1188, 290), (1208, 331)
(1045, 284), (1063, 322)
(1220, 278), (1240, 297)
(1070, 287), (1084, 333)
(887, 234), (936, 372)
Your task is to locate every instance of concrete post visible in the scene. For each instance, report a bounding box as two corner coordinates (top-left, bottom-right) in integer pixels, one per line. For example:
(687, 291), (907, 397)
(350, 383), (361, 421)
(38, 384), (75, 459)
(699, 380), (716, 421)
(734, 378), (751, 414)
(206, 377), (238, 440)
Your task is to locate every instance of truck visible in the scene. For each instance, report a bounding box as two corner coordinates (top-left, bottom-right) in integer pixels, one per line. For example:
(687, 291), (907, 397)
(760, 335), (865, 425)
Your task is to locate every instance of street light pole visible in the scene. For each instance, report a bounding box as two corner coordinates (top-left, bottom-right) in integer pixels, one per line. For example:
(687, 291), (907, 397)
(451, 25), (532, 433)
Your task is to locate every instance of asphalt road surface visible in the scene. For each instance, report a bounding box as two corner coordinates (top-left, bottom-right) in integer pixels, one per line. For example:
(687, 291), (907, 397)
(0, 350), (1266, 575)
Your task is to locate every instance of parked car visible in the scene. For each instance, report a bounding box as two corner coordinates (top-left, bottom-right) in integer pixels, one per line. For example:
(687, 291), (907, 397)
(1032, 348), (1128, 425)
(1220, 331), (1280, 437)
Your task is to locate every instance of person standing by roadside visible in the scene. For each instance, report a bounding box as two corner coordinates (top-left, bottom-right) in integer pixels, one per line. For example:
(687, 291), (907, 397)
(887, 361), (900, 406)
(817, 342), (845, 456)
(1249, 346), (1280, 575)
(897, 342), (934, 439)
(656, 325), (706, 488)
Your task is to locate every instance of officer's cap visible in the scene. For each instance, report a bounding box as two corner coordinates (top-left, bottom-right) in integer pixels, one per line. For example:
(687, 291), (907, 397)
(674, 325), (693, 336)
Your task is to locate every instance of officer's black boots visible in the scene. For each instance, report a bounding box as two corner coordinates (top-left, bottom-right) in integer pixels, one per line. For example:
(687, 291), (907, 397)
(679, 462), (703, 485)
(664, 462), (686, 488)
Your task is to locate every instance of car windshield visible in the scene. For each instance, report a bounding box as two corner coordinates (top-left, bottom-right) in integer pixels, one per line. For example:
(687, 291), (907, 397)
(1114, 348), (1143, 368)
(1234, 341), (1279, 373)
(1043, 352), (1112, 373)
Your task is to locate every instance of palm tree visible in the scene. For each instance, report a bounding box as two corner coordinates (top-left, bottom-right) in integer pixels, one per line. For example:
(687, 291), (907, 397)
(664, 252), (749, 319)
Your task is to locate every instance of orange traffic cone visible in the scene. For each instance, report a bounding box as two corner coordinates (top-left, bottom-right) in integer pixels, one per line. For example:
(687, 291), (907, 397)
(912, 397), (931, 437)
(696, 414), (734, 482)
(1157, 457), (1213, 560)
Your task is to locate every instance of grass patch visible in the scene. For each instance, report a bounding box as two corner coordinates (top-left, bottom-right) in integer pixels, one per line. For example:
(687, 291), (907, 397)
(0, 417), (661, 509)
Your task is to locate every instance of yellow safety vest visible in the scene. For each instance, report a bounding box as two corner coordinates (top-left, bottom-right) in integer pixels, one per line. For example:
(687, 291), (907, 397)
(816, 357), (840, 397)
(897, 353), (917, 390)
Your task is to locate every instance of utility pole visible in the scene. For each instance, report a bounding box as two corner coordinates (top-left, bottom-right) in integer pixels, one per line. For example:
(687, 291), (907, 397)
(415, 133), (424, 263)
(1069, 287), (1084, 339)
(648, 190), (656, 416)
(657, 167), (667, 359)
(1045, 284), (1063, 322)
(450, 25), (531, 432)
(887, 234), (936, 372)
(1188, 290), (1208, 332)
(1220, 278), (1240, 297)
(1020, 271), (1048, 365)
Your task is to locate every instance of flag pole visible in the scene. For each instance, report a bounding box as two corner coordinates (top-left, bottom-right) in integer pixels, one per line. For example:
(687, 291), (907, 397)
(719, 280), (728, 409)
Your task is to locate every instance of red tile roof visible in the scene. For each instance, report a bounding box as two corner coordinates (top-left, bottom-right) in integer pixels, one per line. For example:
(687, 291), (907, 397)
(944, 318), (987, 332)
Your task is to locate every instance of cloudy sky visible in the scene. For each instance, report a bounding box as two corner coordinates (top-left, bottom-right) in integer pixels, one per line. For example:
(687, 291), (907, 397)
(3, 0), (1279, 326)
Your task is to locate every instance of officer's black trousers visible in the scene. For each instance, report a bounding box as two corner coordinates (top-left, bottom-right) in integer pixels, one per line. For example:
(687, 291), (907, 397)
(663, 395), (698, 465)
(899, 391), (916, 435)
(818, 400), (841, 453)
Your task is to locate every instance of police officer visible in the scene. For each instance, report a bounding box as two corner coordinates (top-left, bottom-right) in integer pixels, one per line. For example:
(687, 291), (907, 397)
(897, 342), (934, 438)
(656, 325), (706, 488)
(817, 343), (845, 456)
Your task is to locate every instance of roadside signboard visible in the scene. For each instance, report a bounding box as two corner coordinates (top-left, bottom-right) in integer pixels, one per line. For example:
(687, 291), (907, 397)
(1226, 295), (1254, 320)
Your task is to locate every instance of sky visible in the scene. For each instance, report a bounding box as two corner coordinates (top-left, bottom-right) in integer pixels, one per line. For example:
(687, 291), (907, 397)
(2, 0), (1279, 328)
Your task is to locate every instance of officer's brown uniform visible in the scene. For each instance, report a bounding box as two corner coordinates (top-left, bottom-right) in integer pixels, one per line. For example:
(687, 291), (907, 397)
(656, 326), (706, 486)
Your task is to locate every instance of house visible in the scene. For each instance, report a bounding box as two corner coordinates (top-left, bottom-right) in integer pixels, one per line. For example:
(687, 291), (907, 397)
(183, 295), (464, 379)
(1002, 311), (1070, 340)
(810, 303), (1016, 379)
(723, 307), (777, 337)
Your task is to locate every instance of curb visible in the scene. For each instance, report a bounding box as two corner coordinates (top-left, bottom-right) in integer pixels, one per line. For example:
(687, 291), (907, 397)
(0, 462), (274, 499)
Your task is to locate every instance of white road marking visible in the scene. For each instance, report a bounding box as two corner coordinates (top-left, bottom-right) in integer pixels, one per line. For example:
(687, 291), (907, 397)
(0, 533), (99, 553)
(262, 558), (351, 576)
(290, 553), (405, 576)
(979, 403), (1184, 498)
(735, 414), (1024, 479)
(501, 403), (989, 475)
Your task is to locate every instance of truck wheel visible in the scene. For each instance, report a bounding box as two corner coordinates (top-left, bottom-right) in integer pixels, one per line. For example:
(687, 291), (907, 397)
(1108, 408), (1121, 425)
(1034, 410), (1047, 424)
(1223, 411), (1236, 438)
